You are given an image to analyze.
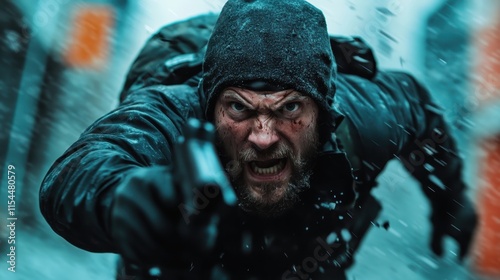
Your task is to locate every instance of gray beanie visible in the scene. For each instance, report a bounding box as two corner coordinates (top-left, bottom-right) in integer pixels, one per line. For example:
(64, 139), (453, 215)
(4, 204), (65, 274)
(201, 0), (338, 131)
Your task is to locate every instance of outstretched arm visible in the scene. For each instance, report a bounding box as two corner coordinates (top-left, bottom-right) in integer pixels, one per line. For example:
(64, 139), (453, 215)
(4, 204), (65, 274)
(39, 84), (200, 253)
(398, 84), (477, 260)
(336, 71), (477, 260)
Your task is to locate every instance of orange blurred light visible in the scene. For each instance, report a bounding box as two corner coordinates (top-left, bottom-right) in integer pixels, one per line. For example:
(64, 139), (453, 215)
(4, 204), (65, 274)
(471, 2), (500, 276)
(473, 12), (500, 105)
(64, 5), (115, 69)
(474, 137), (500, 275)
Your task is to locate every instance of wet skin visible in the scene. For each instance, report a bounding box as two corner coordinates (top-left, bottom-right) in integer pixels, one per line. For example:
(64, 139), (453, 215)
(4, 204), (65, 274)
(214, 87), (320, 216)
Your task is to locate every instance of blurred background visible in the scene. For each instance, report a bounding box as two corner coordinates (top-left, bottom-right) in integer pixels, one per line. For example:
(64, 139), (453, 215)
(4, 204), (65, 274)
(0, 0), (499, 279)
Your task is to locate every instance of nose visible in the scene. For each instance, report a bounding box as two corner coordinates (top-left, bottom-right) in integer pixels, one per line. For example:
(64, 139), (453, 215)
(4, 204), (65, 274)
(247, 115), (279, 151)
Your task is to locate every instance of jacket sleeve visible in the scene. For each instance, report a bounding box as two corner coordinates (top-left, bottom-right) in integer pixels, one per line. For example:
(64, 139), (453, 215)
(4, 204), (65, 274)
(39, 84), (203, 252)
(336, 71), (468, 201)
(335, 71), (429, 181)
(396, 78), (468, 211)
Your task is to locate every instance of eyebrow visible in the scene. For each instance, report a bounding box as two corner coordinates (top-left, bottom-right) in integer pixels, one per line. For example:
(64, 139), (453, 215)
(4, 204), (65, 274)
(222, 89), (307, 100)
(275, 94), (309, 105)
(220, 91), (255, 108)
(220, 90), (310, 110)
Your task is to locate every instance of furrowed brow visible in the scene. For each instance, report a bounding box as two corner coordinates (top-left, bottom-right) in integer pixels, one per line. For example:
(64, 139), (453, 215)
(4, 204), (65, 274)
(221, 91), (254, 108)
(272, 94), (309, 109)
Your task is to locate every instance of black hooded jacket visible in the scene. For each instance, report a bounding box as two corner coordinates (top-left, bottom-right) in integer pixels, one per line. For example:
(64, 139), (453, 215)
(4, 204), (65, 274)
(39, 14), (468, 280)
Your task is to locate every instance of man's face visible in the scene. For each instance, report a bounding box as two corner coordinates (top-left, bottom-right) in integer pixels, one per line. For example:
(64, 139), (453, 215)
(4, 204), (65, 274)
(214, 87), (320, 217)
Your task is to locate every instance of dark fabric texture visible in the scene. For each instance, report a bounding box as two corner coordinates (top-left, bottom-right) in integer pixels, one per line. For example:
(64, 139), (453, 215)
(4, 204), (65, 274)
(201, 0), (337, 127)
(119, 14), (218, 102)
(330, 36), (377, 79)
(39, 69), (469, 279)
(39, 12), (473, 280)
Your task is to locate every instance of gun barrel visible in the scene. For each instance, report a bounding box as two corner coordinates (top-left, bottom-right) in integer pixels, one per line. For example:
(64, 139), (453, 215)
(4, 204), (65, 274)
(174, 118), (237, 207)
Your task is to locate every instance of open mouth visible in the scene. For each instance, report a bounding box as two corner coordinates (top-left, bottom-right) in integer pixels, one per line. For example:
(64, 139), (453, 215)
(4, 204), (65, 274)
(248, 158), (287, 176)
(243, 158), (291, 202)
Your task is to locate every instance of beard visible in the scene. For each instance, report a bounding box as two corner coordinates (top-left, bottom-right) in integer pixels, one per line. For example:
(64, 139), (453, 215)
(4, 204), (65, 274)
(217, 132), (320, 218)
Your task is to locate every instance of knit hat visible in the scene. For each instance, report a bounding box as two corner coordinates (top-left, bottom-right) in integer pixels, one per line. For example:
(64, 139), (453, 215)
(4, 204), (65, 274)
(200, 0), (338, 132)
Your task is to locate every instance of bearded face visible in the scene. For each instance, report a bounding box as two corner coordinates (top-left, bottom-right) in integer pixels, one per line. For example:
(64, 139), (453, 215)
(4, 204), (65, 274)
(214, 87), (320, 217)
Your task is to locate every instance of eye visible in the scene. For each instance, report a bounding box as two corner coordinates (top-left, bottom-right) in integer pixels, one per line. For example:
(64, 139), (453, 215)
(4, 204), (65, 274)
(283, 102), (300, 112)
(230, 102), (247, 112)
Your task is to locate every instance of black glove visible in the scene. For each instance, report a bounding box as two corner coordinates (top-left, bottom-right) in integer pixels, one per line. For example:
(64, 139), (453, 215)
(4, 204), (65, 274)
(110, 166), (221, 269)
(430, 194), (477, 260)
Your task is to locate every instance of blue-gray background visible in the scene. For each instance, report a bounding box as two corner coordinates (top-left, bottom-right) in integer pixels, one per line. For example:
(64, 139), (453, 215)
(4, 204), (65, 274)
(1, 0), (499, 279)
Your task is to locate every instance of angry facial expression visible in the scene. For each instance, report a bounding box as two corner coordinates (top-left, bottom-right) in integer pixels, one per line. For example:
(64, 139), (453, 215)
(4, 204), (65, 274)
(214, 87), (320, 217)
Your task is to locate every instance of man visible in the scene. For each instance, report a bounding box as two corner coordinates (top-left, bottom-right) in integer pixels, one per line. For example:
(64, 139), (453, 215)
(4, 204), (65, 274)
(39, 0), (477, 279)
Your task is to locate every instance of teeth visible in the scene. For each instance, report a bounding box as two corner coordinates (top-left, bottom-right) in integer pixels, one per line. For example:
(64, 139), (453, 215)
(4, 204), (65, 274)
(250, 160), (285, 175)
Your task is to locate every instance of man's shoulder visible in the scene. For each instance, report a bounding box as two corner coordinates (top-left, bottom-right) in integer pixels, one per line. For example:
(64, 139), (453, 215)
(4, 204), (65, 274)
(334, 70), (431, 173)
(335, 70), (429, 121)
(123, 83), (206, 120)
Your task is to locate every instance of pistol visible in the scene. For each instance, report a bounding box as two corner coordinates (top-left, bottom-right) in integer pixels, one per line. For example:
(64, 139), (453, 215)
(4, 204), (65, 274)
(173, 118), (237, 212)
